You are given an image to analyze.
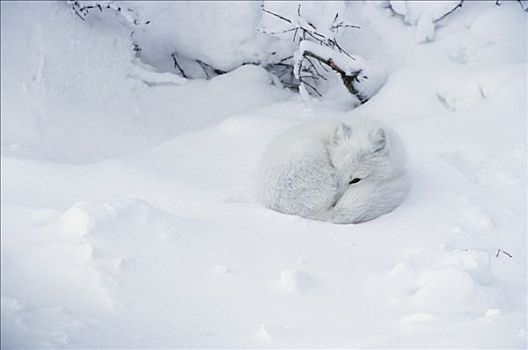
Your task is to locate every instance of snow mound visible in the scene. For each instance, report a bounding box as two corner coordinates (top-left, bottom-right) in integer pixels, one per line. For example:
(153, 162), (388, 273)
(106, 1), (270, 71)
(1, 1), (288, 163)
(58, 199), (173, 239)
(390, 249), (500, 316)
(452, 4), (528, 64)
(272, 269), (312, 295)
(389, 0), (462, 43)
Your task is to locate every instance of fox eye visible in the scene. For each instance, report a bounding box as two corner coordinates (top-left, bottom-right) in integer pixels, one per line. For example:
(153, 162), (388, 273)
(349, 178), (361, 185)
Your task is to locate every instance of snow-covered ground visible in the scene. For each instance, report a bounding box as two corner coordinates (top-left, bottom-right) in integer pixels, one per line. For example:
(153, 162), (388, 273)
(1, 1), (526, 348)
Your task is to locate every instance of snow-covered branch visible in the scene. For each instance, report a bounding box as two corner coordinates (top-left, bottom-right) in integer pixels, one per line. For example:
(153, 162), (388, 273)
(295, 41), (369, 102)
(260, 3), (375, 103)
(67, 1), (150, 26)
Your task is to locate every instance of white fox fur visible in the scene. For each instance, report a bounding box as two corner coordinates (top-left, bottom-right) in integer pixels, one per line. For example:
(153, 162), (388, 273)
(257, 120), (408, 224)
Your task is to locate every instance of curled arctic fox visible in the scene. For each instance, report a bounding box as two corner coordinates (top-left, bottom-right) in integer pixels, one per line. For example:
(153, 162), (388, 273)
(257, 120), (408, 224)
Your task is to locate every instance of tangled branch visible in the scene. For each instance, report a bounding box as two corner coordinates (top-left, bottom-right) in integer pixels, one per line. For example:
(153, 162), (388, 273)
(301, 50), (367, 103)
(67, 1), (150, 26)
(261, 4), (369, 102)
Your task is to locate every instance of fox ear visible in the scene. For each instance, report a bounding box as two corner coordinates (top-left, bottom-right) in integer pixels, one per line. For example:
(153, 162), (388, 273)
(371, 128), (387, 153)
(332, 122), (352, 144)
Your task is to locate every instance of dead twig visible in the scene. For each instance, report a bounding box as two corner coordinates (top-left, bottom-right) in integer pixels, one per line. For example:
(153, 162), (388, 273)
(435, 0), (464, 23)
(496, 249), (513, 258)
(171, 53), (187, 78)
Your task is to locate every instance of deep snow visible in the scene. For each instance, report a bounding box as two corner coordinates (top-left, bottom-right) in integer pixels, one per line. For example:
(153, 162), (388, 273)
(1, 1), (527, 348)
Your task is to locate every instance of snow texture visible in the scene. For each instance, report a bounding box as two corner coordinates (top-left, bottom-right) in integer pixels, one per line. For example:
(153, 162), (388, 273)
(1, 1), (527, 348)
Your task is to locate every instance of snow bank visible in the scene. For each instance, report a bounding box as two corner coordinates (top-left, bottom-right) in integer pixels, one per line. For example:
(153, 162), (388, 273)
(119, 1), (270, 71)
(389, 0), (462, 43)
(0, 1), (287, 164)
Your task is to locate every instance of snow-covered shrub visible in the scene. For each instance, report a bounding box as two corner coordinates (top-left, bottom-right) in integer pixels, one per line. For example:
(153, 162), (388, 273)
(66, 0), (150, 58)
(64, 1), (385, 104)
(65, 1), (272, 79)
(62, 1), (389, 105)
(260, 1), (385, 104)
(67, 0), (150, 26)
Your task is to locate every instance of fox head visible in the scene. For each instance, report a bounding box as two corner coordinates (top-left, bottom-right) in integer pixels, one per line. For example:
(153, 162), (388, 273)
(327, 122), (397, 197)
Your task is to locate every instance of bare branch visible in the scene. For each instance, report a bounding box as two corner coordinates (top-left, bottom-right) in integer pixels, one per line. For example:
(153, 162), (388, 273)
(302, 50), (367, 103)
(259, 27), (298, 36)
(332, 40), (355, 60)
(434, 1), (464, 23)
(196, 59), (226, 80)
(171, 53), (187, 78)
(496, 249), (513, 258)
(261, 6), (292, 24)
(304, 57), (327, 80)
(301, 80), (323, 97)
